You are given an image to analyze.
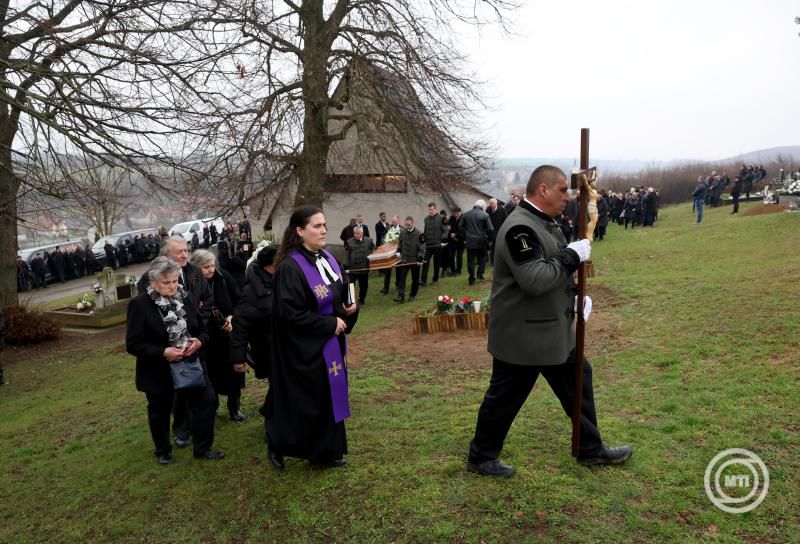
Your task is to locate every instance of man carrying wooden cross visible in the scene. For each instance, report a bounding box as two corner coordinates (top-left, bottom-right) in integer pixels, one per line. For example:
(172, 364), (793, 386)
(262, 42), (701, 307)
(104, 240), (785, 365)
(467, 165), (632, 477)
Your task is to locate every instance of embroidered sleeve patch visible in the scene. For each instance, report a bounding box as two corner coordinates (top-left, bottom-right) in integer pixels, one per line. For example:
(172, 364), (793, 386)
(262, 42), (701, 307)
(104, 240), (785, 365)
(505, 225), (542, 263)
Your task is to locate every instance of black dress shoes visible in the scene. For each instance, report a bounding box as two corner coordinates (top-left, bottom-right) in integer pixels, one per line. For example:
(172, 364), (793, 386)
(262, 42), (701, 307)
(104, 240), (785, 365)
(157, 453), (175, 465)
(577, 445), (633, 467)
(393, 296), (405, 303)
(467, 459), (516, 477)
(267, 448), (285, 470)
(174, 436), (191, 448)
(229, 410), (246, 422)
(194, 450), (225, 460)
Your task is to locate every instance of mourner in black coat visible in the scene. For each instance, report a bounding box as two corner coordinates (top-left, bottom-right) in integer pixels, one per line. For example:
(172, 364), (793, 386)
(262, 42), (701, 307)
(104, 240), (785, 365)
(136, 236), (214, 444)
(231, 248), (277, 420)
(190, 249), (243, 421)
(264, 207), (359, 470)
(125, 257), (222, 463)
(231, 248), (277, 381)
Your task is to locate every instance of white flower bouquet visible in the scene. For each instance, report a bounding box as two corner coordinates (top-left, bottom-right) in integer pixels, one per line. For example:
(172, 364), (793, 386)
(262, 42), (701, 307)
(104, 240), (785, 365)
(383, 226), (401, 244)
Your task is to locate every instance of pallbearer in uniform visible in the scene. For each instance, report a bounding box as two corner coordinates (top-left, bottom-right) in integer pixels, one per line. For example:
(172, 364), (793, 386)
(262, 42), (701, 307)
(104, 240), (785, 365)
(467, 165), (632, 477)
(265, 206), (359, 470)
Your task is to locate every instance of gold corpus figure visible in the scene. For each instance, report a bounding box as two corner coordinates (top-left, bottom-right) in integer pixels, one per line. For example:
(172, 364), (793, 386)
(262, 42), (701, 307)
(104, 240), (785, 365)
(581, 171), (599, 242)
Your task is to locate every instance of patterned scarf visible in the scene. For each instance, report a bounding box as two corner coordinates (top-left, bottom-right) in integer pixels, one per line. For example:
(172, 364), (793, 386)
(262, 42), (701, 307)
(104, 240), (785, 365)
(147, 284), (189, 348)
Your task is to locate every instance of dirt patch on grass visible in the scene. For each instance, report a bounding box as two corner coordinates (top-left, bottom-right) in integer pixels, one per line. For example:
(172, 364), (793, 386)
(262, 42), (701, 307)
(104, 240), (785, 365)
(350, 285), (629, 375)
(741, 203), (788, 216)
(353, 324), (490, 371)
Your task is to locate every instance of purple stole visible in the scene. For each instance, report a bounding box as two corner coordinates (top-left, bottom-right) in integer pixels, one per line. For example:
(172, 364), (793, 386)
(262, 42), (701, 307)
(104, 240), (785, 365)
(289, 249), (351, 423)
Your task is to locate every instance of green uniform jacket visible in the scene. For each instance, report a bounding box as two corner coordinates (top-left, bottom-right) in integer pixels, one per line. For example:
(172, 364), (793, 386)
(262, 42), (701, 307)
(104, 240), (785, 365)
(488, 200), (581, 366)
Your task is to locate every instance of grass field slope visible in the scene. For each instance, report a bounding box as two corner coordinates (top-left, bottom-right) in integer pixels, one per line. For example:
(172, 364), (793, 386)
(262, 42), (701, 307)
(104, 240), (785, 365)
(1, 202), (798, 543)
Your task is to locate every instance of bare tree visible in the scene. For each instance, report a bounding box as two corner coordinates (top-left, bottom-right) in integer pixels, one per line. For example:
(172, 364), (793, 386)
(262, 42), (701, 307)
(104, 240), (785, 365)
(0, 0), (239, 307)
(63, 159), (139, 238)
(189, 0), (517, 210)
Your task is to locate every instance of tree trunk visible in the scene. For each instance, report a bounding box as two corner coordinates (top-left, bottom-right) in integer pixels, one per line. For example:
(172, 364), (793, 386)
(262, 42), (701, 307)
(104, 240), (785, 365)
(0, 149), (20, 309)
(294, 0), (331, 210)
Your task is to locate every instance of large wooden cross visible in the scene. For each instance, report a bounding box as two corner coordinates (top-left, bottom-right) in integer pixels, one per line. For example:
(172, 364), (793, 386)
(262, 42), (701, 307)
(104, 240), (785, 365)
(569, 128), (596, 458)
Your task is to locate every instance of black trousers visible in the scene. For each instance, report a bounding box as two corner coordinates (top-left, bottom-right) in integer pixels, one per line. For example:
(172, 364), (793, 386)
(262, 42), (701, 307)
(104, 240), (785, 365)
(466, 249), (487, 284)
(353, 272), (369, 303)
(216, 388), (241, 415)
(396, 265), (420, 298)
(624, 215), (635, 229)
(447, 243), (463, 274)
(382, 267), (393, 292)
(468, 352), (603, 464)
(172, 391), (191, 440)
(732, 195), (740, 213)
(421, 246), (442, 283)
(146, 383), (216, 457)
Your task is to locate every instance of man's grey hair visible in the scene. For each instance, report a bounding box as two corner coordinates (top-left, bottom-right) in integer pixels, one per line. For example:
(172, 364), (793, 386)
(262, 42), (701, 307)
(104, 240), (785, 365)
(189, 249), (216, 269)
(160, 235), (188, 255)
(475, 199), (486, 210)
(353, 226), (363, 234)
(147, 256), (181, 281)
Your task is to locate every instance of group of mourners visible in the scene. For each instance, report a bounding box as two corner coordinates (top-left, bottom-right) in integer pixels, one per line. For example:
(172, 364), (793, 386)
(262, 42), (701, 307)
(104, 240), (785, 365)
(338, 196), (522, 305)
(691, 164), (766, 222)
(126, 165), (633, 475)
(188, 219), (251, 252)
(126, 208), (356, 466)
(16, 243), (98, 292)
(557, 187), (661, 240)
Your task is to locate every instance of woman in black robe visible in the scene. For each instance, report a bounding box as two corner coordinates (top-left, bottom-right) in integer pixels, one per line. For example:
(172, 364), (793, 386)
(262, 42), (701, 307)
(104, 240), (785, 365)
(231, 247), (277, 421)
(189, 249), (244, 420)
(264, 206), (359, 470)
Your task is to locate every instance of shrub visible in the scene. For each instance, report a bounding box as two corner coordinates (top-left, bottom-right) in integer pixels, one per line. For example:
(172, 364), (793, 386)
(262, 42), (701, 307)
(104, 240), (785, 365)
(2, 305), (61, 345)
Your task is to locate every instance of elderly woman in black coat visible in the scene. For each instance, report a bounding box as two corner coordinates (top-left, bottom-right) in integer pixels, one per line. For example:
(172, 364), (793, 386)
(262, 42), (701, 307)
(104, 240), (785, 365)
(189, 249), (244, 421)
(125, 257), (222, 464)
(231, 246), (277, 412)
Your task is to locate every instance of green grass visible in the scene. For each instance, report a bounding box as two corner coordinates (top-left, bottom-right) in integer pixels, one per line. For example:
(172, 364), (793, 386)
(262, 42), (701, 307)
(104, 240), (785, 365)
(2, 201), (799, 543)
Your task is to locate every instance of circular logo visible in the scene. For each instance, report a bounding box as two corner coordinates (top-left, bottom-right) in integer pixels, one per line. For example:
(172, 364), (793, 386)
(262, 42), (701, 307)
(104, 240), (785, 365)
(704, 448), (769, 514)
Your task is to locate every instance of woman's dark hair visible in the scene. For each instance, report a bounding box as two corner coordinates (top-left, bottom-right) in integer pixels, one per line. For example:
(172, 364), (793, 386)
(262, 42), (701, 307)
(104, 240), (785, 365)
(275, 205), (323, 266)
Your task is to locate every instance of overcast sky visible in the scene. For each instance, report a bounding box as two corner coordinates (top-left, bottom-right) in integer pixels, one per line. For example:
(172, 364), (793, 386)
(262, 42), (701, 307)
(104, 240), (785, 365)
(465, 0), (800, 161)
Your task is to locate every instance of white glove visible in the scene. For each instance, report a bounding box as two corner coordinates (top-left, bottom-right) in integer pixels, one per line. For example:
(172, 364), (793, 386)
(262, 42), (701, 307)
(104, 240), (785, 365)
(574, 295), (592, 321)
(566, 239), (591, 262)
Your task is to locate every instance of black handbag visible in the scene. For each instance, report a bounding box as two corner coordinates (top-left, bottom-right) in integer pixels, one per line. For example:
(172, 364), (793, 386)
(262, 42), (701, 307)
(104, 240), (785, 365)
(169, 356), (206, 389)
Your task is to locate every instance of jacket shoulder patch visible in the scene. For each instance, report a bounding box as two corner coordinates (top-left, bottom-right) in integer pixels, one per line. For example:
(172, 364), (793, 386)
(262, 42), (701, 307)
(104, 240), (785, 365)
(505, 225), (542, 263)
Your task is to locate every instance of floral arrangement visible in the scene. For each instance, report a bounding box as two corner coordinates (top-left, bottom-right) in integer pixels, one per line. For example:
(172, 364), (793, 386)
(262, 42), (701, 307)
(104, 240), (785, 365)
(383, 226), (401, 245)
(76, 293), (94, 311)
(92, 282), (104, 294)
(436, 295), (454, 314)
(247, 239), (273, 268)
(455, 296), (474, 313)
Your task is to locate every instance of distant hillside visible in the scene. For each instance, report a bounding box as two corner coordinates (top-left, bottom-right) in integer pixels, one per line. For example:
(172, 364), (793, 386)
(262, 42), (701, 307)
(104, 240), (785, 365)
(721, 146), (800, 165)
